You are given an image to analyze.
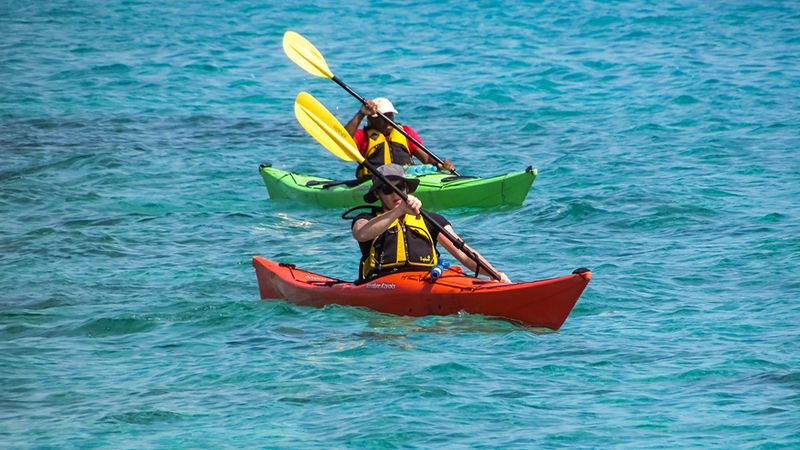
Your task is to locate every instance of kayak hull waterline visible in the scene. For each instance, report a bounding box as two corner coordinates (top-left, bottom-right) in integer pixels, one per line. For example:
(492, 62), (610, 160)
(253, 256), (591, 330)
(259, 164), (537, 209)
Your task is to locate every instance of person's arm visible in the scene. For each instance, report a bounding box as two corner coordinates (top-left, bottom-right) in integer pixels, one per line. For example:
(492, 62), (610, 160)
(344, 101), (378, 138)
(352, 196), (422, 242)
(437, 225), (511, 282)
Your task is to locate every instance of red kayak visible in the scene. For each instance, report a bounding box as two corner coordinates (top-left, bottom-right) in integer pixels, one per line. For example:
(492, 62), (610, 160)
(253, 256), (591, 330)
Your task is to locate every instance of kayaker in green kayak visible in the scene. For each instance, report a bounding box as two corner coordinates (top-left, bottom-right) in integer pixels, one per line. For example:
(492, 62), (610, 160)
(344, 98), (456, 179)
(350, 164), (510, 283)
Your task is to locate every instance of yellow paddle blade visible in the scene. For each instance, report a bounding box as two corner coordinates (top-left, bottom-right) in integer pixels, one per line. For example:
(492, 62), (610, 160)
(283, 31), (334, 79)
(294, 92), (364, 163)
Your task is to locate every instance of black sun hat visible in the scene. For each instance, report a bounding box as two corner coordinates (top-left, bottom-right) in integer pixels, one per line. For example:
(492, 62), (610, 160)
(363, 164), (420, 203)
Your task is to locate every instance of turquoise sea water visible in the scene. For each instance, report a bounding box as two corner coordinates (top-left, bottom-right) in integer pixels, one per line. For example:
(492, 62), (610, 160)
(2, 0), (800, 447)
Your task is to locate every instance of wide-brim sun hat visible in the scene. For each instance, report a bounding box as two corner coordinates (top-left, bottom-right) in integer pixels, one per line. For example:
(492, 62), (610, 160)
(363, 163), (419, 203)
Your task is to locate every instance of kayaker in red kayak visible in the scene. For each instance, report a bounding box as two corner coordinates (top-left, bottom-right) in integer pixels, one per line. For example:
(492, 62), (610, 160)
(344, 98), (456, 179)
(351, 164), (510, 283)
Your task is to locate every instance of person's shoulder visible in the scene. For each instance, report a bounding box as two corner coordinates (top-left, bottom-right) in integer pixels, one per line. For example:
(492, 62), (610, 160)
(402, 124), (420, 135)
(354, 128), (366, 141)
(402, 125), (423, 151)
(352, 206), (381, 223)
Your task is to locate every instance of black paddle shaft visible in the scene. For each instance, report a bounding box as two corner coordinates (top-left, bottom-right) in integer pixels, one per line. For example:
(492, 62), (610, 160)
(363, 160), (499, 280)
(331, 76), (461, 176)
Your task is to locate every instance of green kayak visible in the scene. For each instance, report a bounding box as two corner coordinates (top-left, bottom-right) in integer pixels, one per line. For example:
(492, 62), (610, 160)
(259, 164), (537, 209)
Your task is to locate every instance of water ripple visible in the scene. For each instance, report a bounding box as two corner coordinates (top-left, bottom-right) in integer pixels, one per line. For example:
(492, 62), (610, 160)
(1, 0), (799, 447)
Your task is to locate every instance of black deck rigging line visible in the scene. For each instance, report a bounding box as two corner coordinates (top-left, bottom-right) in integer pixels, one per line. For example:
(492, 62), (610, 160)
(305, 178), (369, 189)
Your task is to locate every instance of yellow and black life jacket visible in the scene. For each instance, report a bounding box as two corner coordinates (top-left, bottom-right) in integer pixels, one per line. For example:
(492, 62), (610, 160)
(360, 212), (438, 279)
(356, 126), (413, 179)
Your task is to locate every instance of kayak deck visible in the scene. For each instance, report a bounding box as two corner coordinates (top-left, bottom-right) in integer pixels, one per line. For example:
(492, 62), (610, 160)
(259, 164), (537, 209)
(253, 256), (591, 330)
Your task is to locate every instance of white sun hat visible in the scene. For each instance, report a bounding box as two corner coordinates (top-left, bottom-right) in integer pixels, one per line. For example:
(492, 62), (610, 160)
(371, 97), (398, 116)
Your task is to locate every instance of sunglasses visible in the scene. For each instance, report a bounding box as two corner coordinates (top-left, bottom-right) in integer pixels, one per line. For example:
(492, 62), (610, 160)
(380, 182), (407, 195)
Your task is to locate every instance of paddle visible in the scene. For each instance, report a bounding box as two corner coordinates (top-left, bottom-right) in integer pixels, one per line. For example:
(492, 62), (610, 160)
(283, 31), (460, 176)
(294, 91), (501, 281)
